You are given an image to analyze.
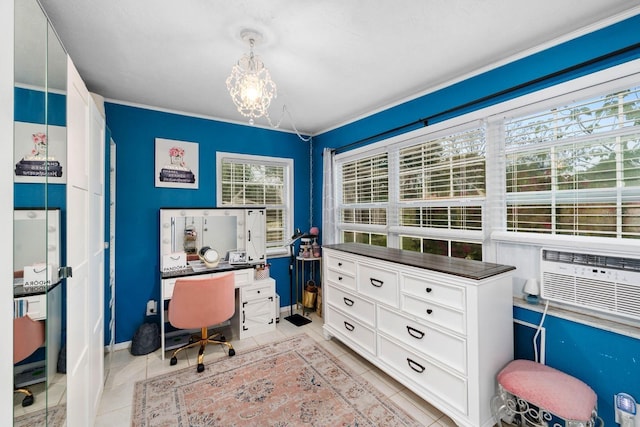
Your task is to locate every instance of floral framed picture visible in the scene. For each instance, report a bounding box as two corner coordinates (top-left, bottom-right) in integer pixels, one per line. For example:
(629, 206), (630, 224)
(14, 121), (67, 184)
(155, 138), (199, 189)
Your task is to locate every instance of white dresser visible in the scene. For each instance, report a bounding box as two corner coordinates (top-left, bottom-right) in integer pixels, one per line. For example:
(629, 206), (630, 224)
(322, 244), (515, 427)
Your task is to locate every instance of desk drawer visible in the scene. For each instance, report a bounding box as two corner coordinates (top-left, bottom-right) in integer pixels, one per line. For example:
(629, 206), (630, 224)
(378, 305), (466, 374)
(326, 284), (375, 326)
(14, 294), (46, 320)
(243, 281), (274, 301)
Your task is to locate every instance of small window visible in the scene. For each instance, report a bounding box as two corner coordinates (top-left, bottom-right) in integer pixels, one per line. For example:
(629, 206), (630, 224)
(217, 152), (293, 255)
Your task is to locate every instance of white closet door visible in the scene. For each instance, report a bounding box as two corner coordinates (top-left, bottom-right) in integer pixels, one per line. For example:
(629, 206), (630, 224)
(66, 57), (105, 426)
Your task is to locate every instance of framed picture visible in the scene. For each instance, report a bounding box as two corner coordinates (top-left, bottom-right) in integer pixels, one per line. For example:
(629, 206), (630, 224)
(155, 138), (199, 189)
(14, 121), (67, 184)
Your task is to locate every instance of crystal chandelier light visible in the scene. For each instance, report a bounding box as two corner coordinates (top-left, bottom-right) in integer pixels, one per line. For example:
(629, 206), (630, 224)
(226, 30), (277, 125)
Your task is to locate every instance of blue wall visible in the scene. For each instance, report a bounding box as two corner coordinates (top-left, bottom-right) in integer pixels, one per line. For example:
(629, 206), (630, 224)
(515, 307), (640, 426)
(104, 103), (312, 344)
(310, 13), (640, 427)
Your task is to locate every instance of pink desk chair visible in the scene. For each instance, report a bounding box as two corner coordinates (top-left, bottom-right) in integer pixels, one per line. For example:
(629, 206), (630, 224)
(14, 315), (45, 407)
(168, 273), (236, 373)
(491, 359), (603, 427)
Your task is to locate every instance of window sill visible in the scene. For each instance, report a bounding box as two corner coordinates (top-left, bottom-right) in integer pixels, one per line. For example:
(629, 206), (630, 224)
(513, 297), (640, 340)
(492, 231), (640, 256)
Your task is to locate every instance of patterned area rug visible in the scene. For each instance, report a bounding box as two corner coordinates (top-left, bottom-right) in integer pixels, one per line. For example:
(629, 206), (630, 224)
(14, 404), (66, 427)
(132, 333), (421, 426)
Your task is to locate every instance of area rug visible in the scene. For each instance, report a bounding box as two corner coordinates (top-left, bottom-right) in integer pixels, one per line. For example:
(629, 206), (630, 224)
(132, 333), (421, 426)
(14, 404), (66, 427)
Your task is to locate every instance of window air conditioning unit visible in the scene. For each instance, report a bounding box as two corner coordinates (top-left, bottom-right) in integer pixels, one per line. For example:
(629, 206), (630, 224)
(540, 248), (640, 321)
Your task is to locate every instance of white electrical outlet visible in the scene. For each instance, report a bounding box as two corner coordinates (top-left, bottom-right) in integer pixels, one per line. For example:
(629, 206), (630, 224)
(146, 300), (157, 316)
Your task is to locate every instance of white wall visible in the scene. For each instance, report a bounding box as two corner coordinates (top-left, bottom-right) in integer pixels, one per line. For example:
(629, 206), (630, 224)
(0, 0), (15, 423)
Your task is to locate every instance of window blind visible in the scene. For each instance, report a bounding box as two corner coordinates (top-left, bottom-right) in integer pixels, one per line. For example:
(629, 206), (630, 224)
(505, 86), (640, 238)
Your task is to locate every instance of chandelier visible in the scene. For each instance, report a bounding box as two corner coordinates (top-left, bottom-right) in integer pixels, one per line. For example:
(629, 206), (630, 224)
(226, 30), (277, 125)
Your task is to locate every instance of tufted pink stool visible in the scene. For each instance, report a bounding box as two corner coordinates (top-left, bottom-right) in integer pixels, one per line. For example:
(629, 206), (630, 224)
(491, 360), (602, 427)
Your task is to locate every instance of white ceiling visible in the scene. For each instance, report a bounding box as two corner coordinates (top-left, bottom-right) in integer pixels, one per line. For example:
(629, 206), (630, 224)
(37, 0), (640, 135)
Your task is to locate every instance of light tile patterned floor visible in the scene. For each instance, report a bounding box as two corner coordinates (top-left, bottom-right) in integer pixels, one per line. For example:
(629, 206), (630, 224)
(95, 311), (456, 427)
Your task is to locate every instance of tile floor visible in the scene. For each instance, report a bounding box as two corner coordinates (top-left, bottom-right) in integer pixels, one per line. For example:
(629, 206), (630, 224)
(23, 311), (458, 426)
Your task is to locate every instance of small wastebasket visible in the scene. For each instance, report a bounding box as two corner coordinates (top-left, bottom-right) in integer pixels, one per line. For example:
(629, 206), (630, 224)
(302, 280), (317, 309)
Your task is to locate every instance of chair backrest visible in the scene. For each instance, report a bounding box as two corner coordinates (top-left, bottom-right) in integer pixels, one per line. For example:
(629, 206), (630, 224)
(168, 272), (236, 330)
(14, 315), (45, 364)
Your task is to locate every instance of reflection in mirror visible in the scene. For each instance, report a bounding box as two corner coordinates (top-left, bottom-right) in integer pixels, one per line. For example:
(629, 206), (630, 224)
(172, 216), (239, 261)
(12, 209), (62, 418)
(13, 0), (67, 424)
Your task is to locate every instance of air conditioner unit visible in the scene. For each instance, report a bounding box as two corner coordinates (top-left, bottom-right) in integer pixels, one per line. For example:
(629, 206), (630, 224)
(540, 248), (640, 321)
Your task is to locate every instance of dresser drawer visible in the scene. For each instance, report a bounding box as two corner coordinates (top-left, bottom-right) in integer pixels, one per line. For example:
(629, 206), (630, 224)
(378, 306), (466, 374)
(402, 274), (465, 310)
(357, 262), (399, 306)
(378, 335), (467, 415)
(324, 252), (356, 275)
(325, 268), (356, 290)
(326, 284), (375, 326)
(402, 294), (465, 335)
(325, 306), (376, 354)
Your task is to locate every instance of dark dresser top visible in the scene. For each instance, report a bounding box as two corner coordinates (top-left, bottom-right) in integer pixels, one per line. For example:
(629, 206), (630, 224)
(323, 243), (515, 280)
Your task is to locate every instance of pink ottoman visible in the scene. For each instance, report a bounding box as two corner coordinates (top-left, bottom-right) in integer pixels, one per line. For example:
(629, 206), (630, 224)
(491, 360), (602, 427)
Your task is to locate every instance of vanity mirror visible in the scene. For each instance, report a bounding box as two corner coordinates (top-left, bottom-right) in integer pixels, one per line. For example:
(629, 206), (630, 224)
(159, 208), (267, 272)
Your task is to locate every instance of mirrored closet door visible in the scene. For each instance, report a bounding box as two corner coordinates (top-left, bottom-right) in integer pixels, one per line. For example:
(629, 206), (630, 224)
(13, 0), (67, 424)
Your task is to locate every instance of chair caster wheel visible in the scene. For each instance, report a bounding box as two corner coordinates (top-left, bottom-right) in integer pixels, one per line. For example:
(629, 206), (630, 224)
(170, 356), (177, 366)
(22, 395), (34, 407)
(197, 363), (205, 373)
(228, 348), (235, 357)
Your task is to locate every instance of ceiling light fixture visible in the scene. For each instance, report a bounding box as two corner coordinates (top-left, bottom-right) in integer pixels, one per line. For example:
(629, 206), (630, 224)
(226, 30), (277, 125)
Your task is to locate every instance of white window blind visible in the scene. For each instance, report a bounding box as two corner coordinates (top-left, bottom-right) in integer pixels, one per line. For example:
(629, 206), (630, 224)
(398, 126), (485, 232)
(218, 154), (293, 252)
(505, 86), (640, 238)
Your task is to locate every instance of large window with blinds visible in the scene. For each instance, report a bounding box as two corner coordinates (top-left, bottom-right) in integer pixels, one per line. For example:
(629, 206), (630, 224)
(504, 85), (640, 238)
(217, 152), (293, 255)
(335, 124), (486, 259)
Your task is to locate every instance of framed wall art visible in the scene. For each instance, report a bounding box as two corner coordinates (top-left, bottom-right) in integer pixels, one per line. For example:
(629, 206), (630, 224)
(155, 138), (199, 189)
(14, 121), (67, 184)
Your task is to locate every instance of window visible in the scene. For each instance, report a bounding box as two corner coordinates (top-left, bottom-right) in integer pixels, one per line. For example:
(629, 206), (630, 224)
(338, 152), (388, 247)
(217, 152), (293, 255)
(334, 123), (486, 258)
(504, 85), (640, 239)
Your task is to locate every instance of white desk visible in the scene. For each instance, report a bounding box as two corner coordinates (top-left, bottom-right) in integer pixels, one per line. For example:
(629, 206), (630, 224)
(160, 263), (276, 359)
(13, 280), (62, 385)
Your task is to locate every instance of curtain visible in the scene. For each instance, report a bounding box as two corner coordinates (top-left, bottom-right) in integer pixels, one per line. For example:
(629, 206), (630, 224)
(321, 147), (337, 245)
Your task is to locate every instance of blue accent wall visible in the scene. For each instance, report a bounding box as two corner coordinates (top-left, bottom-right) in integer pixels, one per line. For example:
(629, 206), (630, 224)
(309, 14), (640, 427)
(104, 103), (311, 344)
(515, 307), (640, 427)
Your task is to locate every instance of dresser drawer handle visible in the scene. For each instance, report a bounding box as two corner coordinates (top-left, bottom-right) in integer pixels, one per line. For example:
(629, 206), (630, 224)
(407, 358), (426, 373)
(370, 278), (383, 288)
(338, 276), (343, 281)
(338, 262), (343, 267)
(344, 321), (355, 332)
(426, 309), (433, 315)
(425, 287), (432, 293)
(406, 325), (425, 339)
(343, 297), (354, 306)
